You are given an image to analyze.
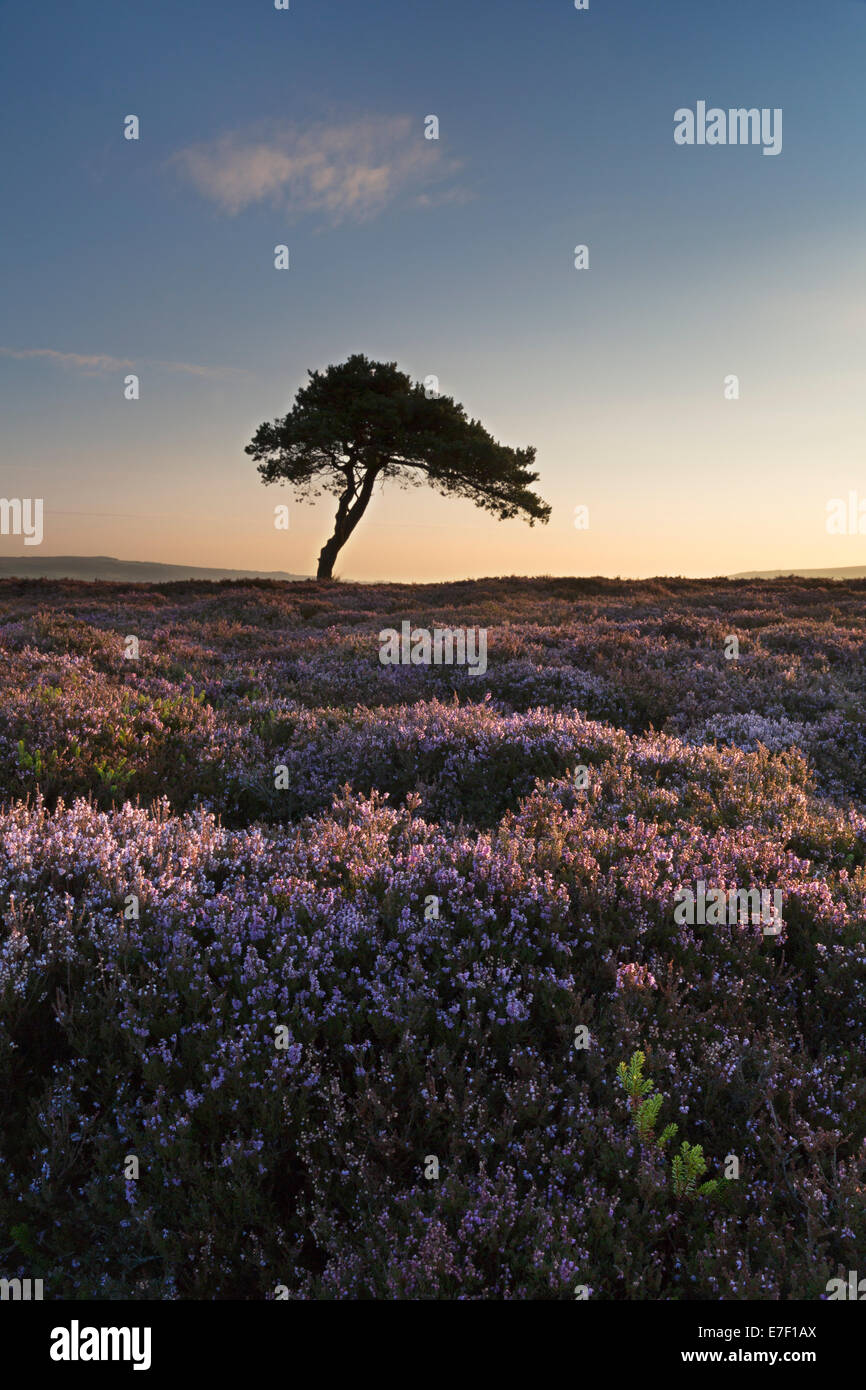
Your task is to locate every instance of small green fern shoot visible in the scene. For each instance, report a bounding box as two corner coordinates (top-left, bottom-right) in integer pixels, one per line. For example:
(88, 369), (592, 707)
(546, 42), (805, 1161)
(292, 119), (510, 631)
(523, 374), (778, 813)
(617, 1051), (717, 1200)
(671, 1141), (719, 1199)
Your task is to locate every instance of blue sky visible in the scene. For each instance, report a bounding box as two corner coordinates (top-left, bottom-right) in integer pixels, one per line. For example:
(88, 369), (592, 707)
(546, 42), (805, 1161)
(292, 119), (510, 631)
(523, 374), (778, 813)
(2, 0), (865, 578)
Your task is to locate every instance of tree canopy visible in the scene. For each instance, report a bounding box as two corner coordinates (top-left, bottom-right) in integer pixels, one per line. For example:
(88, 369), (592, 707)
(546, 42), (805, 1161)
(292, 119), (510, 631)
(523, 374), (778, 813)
(245, 354), (550, 578)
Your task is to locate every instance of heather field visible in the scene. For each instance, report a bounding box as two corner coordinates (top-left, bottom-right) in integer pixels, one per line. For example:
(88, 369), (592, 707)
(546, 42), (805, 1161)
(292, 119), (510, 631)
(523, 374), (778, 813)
(1, 574), (866, 1301)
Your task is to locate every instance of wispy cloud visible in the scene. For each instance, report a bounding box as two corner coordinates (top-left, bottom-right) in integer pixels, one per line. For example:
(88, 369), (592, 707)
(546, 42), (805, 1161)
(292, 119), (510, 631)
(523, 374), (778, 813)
(154, 360), (245, 380)
(0, 347), (136, 372)
(0, 347), (244, 379)
(169, 115), (464, 223)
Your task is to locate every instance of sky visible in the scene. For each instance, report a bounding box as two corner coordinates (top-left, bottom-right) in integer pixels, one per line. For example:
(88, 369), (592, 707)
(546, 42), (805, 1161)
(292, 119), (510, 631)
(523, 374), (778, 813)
(2, 0), (865, 581)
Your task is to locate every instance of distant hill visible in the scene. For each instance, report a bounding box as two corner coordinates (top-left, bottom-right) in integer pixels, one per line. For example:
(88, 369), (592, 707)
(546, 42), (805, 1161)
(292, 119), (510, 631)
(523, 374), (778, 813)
(731, 566), (866, 580)
(0, 555), (309, 583)
(2, 555), (864, 586)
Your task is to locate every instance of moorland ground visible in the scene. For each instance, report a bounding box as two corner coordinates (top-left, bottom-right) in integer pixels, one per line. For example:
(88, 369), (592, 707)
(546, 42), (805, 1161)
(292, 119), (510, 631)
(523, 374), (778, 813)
(1, 574), (865, 1298)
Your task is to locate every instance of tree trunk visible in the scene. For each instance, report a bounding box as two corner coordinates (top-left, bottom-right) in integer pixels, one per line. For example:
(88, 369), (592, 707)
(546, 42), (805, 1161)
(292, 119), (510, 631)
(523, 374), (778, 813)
(316, 466), (379, 578)
(316, 535), (342, 579)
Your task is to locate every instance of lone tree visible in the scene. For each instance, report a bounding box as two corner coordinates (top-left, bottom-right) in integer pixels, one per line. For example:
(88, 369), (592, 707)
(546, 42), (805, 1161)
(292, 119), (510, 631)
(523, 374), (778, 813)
(245, 354), (550, 579)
